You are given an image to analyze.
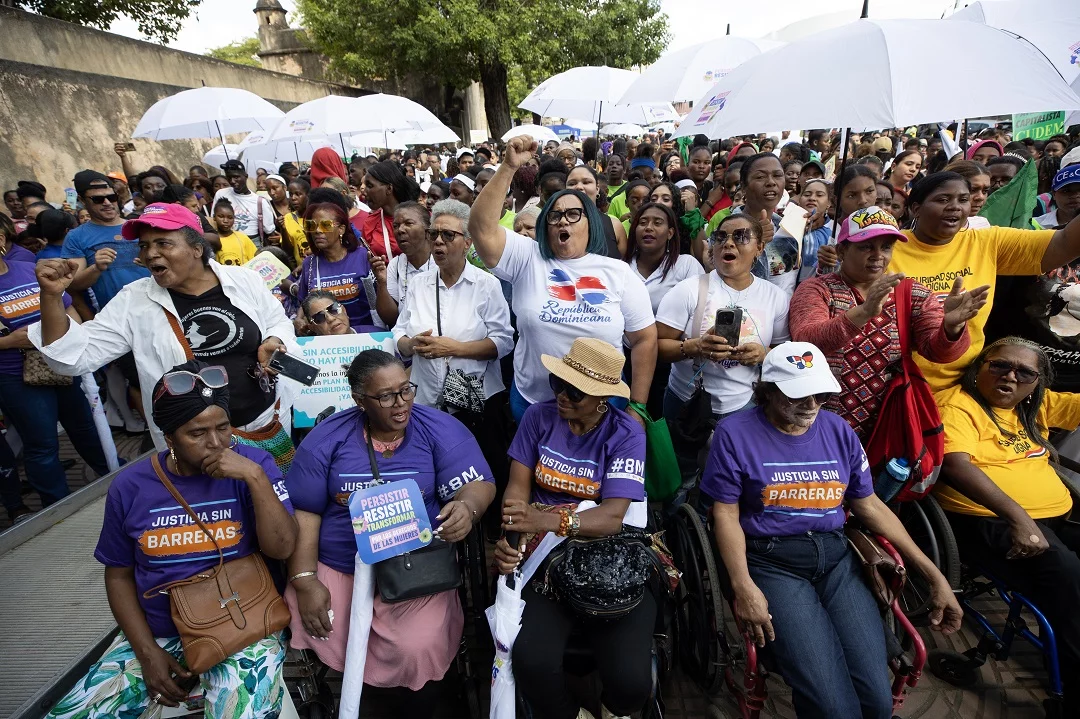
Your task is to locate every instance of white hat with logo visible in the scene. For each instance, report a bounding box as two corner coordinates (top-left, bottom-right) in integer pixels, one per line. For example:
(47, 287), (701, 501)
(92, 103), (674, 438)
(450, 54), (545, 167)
(761, 341), (841, 399)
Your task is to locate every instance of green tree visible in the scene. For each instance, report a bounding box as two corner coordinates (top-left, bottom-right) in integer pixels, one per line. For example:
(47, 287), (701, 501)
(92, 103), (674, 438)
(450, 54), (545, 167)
(295, 0), (669, 139)
(14, 0), (201, 44)
(206, 37), (263, 68)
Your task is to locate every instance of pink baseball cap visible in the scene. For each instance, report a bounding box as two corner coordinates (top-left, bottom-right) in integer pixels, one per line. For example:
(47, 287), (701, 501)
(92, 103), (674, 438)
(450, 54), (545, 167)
(836, 206), (907, 245)
(121, 203), (203, 240)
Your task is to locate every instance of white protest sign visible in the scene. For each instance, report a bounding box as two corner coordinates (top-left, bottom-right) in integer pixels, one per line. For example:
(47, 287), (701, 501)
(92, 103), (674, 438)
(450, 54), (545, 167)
(244, 253), (291, 291)
(292, 332), (397, 428)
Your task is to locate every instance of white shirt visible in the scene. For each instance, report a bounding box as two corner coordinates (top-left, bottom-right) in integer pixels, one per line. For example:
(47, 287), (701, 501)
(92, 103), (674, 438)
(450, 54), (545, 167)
(656, 273), (790, 414)
(212, 188), (275, 240)
(493, 228), (655, 404)
(1035, 210), (1059, 229)
(630, 253), (704, 313)
(386, 253), (437, 305)
(392, 263), (514, 407)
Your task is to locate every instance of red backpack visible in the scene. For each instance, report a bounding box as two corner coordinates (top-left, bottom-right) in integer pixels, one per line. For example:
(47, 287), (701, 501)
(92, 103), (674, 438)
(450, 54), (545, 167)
(863, 279), (944, 501)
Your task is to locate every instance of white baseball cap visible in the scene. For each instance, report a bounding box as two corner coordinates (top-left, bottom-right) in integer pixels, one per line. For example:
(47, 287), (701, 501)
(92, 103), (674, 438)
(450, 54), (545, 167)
(761, 341), (841, 399)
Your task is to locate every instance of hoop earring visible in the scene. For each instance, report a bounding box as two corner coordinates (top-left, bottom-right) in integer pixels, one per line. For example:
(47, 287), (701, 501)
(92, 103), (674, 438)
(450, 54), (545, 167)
(229, 434), (239, 449)
(596, 402), (608, 414)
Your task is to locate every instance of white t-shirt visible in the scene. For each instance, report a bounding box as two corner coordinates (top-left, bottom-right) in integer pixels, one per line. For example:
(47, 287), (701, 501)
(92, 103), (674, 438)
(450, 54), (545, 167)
(656, 272), (790, 414)
(212, 188), (275, 241)
(630, 253), (704, 313)
(493, 228), (655, 404)
(386, 253), (437, 304)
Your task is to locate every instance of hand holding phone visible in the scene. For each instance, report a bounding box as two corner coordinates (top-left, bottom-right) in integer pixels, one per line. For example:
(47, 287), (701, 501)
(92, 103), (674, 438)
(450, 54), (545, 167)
(268, 349), (320, 386)
(714, 308), (743, 348)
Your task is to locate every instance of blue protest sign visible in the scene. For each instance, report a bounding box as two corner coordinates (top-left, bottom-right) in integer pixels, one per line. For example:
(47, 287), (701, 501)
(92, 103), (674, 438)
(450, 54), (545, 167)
(348, 479), (433, 564)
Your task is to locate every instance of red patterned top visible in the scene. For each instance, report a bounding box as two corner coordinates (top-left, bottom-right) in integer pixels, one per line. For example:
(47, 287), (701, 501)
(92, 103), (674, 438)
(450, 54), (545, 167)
(789, 273), (970, 439)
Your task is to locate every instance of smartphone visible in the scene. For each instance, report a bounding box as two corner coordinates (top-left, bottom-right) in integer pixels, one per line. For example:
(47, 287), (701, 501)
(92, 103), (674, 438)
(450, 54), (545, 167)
(123, 142), (137, 152)
(64, 187), (77, 206)
(714, 308), (743, 348)
(268, 349), (320, 386)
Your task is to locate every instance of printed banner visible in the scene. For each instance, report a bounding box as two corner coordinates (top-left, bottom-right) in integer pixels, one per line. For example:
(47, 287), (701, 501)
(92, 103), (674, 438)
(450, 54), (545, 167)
(349, 479), (433, 563)
(291, 332), (397, 428)
(1012, 111), (1065, 141)
(244, 253), (291, 291)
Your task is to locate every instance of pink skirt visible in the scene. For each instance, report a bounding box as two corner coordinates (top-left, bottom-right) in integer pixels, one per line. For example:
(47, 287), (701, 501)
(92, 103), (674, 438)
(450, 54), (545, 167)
(284, 562), (464, 690)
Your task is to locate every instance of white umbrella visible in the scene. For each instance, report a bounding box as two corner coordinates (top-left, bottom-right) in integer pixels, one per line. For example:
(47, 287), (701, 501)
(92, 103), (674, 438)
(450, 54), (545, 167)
(132, 87), (284, 142)
(674, 19), (1080, 139)
(266, 93), (447, 150)
(486, 572), (525, 719)
(350, 124), (460, 150)
(600, 123), (645, 136)
(502, 124), (560, 144)
(619, 37), (784, 104)
(237, 132), (334, 165)
(519, 66), (675, 127)
(202, 144), (240, 168)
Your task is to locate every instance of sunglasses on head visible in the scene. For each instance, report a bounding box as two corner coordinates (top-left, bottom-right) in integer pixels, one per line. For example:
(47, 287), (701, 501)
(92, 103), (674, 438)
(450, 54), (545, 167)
(153, 366), (228, 403)
(309, 302), (344, 325)
(546, 208), (585, 225)
(304, 219), (340, 234)
(549, 374), (586, 403)
(985, 359), (1039, 384)
(87, 194), (119, 205)
(710, 228), (755, 246)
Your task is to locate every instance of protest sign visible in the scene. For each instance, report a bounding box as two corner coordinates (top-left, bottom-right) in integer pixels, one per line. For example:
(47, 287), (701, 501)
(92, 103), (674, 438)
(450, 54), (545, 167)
(244, 253), (291, 291)
(349, 479), (433, 563)
(292, 332), (396, 427)
(1012, 111), (1065, 141)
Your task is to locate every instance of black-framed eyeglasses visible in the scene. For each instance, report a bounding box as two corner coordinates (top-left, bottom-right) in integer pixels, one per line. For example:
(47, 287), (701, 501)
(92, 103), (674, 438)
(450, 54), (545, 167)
(545, 208), (585, 225)
(87, 194), (119, 205)
(549, 374), (586, 403)
(710, 228), (755, 246)
(781, 392), (833, 407)
(153, 366), (228, 403)
(985, 359), (1039, 385)
(309, 302), (345, 325)
(425, 228), (466, 244)
(363, 383), (418, 408)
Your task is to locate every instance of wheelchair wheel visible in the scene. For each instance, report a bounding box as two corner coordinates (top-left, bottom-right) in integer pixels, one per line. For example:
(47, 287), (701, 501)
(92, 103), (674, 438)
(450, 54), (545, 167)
(668, 502), (728, 695)
(896, 495), (960, 620)
(928, 649), (979, 688)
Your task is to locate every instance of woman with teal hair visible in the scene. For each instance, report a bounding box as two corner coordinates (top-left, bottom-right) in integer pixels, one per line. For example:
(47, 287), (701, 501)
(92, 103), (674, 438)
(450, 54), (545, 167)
(468, 134), (658, 425)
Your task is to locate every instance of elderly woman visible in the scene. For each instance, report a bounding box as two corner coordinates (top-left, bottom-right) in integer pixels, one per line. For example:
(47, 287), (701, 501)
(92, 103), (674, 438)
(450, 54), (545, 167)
(47, 361), (296, 718)
(361, 161), (421, 258)
(936, 338), (1080, 713)
(703, 342), (962, 719)
(494, 338), (652, 719)
(468, 135), (657, 425)
(393, 199), (513, 409)
(512, 206), (540, 240)
(369, 201), (435, 328)
(284, 350), (495, 718)
(301, 290), (354, 337)
(790, 207), (983, 439)
(31, 204), (298, 467)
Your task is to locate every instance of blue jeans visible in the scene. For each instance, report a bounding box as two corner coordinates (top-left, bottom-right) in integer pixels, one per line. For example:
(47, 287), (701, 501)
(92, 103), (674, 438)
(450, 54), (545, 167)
(0, 374), (109, 506)
(746, 530), (892, 719)
(0, 432), (22, 514)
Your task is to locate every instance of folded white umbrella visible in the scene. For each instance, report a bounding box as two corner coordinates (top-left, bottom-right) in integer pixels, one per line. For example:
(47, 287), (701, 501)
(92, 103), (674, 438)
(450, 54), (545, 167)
(600, 123), (645, 136)
(133, 87), (284, 142)
(620, 37), (784, 104)
(502, 124), (560, 144)
(486, 572), (525, 719)
(675, 19), (1080, 139)
(201, 143), (240, 168)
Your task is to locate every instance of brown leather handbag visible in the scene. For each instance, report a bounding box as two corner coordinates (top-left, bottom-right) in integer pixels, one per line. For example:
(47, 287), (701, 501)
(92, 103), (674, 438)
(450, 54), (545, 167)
(845, 524), (907, 610)
(143, 454), (291, 673)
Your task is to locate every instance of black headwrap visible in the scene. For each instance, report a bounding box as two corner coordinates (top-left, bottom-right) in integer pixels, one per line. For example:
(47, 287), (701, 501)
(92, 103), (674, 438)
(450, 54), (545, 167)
(151, 360), (230, 435)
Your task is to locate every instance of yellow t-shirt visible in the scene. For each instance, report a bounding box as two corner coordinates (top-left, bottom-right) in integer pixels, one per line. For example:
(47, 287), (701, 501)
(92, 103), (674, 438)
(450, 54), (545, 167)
(216, 230), (257, 267)
(283, 212), (310, 266)
(890, 226), (1053, 391)
(934, 385), (1079, 518)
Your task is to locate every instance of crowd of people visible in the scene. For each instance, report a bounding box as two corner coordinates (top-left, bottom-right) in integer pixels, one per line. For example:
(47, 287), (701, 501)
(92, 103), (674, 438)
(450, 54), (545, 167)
(5, 118), (1080, 718)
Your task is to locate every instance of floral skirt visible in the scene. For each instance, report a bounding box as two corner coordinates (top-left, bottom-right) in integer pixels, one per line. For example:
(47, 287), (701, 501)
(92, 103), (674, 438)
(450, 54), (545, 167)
(46, 630), (287, 719)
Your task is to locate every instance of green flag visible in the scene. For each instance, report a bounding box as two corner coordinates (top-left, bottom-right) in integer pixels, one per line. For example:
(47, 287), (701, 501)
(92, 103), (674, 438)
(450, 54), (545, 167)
(978, 159), (1038, 229)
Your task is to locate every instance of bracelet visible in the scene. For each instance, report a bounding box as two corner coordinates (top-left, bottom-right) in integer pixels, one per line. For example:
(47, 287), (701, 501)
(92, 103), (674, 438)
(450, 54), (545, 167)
(556, 508), (572, 537)
(455, 499), (478, 521)
(568, 511), (580, 537)
(289, 571), (317, 583)
(680, 340), (689, 359)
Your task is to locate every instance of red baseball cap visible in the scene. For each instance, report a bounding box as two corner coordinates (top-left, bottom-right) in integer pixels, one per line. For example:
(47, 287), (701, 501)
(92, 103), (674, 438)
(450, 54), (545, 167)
(121, 203), (203, 240)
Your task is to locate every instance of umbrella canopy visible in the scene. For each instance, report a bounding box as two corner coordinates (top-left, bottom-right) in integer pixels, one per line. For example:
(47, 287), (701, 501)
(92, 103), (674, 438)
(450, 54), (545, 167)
(266, 93), (446, 144)
(619, 37), (784, 104)
(600, 123), (646, 136)
(519, 66), (676, 125)
(201, 143), (241, 169)
(133, 87), (284, 141)
(237, 132), (335, 165)
(675, 19), (1080, 139)
(502, 124), (560, 144)
(350, 124), (460, 150)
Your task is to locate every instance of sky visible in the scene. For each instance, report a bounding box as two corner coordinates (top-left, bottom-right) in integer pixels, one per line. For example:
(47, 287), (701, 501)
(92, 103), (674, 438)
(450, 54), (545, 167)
(108, 0), (964, 55)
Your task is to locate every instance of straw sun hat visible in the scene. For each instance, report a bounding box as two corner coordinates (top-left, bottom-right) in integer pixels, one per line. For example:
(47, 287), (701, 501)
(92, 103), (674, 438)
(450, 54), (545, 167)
(541, 338), (630, 400)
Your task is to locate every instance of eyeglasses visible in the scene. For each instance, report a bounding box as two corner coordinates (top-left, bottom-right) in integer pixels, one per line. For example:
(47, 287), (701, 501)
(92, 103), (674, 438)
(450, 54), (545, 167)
(425, 228), (466, 244)
(304, 219), (340, 234)
(985, 359), (1039, 384)
(87, 194), (119, 205)
(153, 366), (228, 403)
(549, 374), (586, 403)
(710, 228), (755, 246)
(363, 383), (418, 408)
(309, 302), (345, 325)
(545, 208), (585, 225)
(781, 392), (833, 407)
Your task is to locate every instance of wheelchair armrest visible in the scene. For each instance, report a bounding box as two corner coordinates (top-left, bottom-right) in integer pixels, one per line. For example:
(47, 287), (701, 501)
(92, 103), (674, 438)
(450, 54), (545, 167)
(872, 533), (906, 570)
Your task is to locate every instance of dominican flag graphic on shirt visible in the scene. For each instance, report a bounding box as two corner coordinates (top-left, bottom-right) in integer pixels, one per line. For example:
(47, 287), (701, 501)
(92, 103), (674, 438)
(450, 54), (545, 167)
(547, 269), (610, 305)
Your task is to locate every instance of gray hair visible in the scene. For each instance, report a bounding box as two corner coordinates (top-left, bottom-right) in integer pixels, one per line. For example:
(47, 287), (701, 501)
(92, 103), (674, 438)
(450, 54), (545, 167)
(430, 198), (471, 239)
(513, 206), (540, 230)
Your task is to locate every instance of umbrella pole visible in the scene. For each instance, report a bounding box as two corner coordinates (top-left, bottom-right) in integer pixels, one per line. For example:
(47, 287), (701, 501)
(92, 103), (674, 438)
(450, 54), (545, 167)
(216, 120), (229, 161)
(340, 133), (347, 159)
(597, 101), (603, 138)
(961, 119), (969, 154)
(831, 127), (851, 240)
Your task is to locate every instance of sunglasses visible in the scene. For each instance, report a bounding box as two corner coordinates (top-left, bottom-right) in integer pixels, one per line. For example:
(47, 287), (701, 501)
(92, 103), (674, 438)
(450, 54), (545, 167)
(87, 194), (120, 205)
(546, 208), (585, 225)
(309, 302), (345, 325)
(549, 374), (586, 403)
(985, 359), (1039, 385)
(304, 219), (340, 233)
(710, 228), (755, 246)
(153, 366), (228, 403)
(425, 228), (466, 244)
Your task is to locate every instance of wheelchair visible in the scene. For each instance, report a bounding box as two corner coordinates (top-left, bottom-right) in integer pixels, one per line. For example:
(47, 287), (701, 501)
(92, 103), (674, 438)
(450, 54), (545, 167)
(666, 501), (927, 719)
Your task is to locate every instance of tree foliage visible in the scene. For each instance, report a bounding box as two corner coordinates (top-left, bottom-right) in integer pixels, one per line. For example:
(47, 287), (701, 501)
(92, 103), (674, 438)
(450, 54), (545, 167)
(15, 0), (202, 44)
(206, 37), (263, 68)
(295, 0), (669, 137)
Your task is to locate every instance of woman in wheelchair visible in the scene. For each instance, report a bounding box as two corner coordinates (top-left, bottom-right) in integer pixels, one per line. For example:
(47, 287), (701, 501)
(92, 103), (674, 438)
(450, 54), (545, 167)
(702, 342), (962, 719)
(493, 338), (652, 719)
(283, 349), (495, 718)
(936, 336), (1080, 712)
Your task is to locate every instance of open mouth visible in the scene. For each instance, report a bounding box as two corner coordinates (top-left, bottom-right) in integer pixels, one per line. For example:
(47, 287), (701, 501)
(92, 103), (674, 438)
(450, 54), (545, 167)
(994, 383), (1015, 396)
(557, 229), (571, 243)
(763, 191), (778, 201)
(721, 250), (738, 262)
(148, 263), (168, 277)
(390, 409), (409, 423)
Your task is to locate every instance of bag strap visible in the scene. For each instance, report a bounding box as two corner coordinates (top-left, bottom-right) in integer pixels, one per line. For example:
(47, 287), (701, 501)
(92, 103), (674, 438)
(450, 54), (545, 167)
(165, 308), (195, 361)
(690, 273), (710, 340)
(363, 418), (383, 484)
(895, 278), (915, 372)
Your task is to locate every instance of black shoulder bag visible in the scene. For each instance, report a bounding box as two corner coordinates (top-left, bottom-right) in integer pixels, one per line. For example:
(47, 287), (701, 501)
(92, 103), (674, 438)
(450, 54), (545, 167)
(434, 277), (486, 415)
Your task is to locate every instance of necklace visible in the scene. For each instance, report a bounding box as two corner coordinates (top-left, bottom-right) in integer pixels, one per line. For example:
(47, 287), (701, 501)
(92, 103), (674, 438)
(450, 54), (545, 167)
(370, 429), (405, 458)
(721, 278), (749, 307)
(568, 418), (602, 437)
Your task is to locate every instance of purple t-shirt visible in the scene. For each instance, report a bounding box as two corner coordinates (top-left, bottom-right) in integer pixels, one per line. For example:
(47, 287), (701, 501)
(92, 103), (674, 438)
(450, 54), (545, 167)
(285, 404), (494, 574)
(297, 250), (380, 332)
(0, 261), (71, 374)
(700, 408), (873, 538)
(5, 244), (36, 263)
(508, 400), (647, 506)
(93, 445), (293, 637)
